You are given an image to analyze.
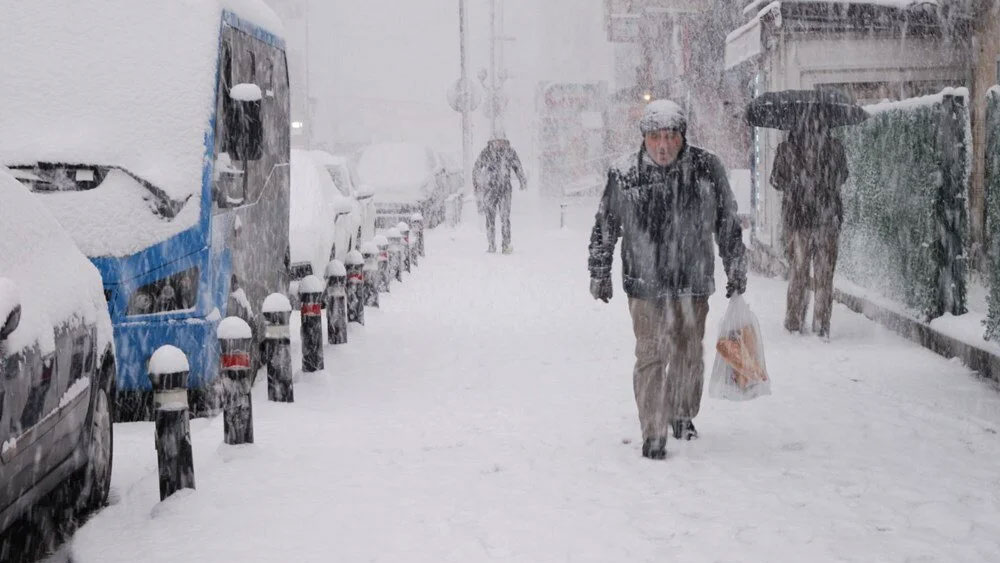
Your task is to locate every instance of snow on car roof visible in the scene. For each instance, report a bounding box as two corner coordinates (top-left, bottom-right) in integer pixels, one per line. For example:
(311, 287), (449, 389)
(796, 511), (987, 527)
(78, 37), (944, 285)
(356, 143), (436, 201)
(0, 168), (113, 355)
(0, 0), (283, 202)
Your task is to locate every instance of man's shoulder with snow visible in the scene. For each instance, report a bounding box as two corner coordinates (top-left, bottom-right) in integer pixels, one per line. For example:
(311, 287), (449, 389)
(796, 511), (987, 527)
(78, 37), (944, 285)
(685, 144), (727, 173)
(608, 151), (641, 183)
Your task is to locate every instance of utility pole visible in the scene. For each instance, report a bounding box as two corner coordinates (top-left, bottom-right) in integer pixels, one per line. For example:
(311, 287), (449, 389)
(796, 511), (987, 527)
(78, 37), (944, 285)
(480, 0), (512, 140)
(459, 0), (472, 192)
(303, 0), (312, 149)
(490, 0), (497, 138)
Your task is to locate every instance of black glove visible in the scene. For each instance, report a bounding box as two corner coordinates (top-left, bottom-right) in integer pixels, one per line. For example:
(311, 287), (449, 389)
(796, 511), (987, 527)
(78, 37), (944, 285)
(726, 271), (747, 298)
(590, 277), (612, 303)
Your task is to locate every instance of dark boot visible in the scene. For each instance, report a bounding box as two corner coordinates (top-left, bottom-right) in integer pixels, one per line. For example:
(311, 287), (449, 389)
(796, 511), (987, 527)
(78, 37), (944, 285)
(672, 419), (698, 441)
(641, 437), (667, 460)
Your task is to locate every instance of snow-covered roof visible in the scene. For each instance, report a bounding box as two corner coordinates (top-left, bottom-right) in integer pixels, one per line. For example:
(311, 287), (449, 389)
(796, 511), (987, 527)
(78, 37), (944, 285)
(0, 0), (283, 203)
(0, 168), (113, 355)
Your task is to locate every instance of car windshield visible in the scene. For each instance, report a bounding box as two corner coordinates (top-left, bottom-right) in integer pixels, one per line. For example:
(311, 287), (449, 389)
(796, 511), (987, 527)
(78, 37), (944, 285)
(10, 162), (187, 219)
(326, 165), (352, 197)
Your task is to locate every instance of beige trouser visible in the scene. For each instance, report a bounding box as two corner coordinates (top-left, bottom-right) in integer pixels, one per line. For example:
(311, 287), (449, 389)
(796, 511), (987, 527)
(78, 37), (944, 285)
(785, 222), (840, 336)
(628, 297), (710, 441)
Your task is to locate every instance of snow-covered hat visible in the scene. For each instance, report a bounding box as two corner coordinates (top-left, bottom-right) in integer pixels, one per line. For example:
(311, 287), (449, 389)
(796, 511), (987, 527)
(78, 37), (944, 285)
(639, 99), (687, 135)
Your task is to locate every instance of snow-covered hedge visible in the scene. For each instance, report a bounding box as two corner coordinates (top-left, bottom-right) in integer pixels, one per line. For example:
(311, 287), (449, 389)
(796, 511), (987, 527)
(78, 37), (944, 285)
(838, 89), (969, 321)
(984, 88), (1000, 342)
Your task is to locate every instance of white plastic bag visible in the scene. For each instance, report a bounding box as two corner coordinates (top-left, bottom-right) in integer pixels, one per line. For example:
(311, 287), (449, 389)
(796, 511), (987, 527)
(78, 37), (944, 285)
(709, 295), (771, 401)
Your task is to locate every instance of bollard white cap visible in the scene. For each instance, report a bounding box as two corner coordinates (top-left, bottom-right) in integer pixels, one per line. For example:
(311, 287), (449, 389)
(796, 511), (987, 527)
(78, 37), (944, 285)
(396, 221), (410, 233)
(346, 250), (365, 266)
(410, 212), (423, 222)
(218, 316), (252, 340)
(373, 234), (389, 247)
(361, 241), (379, 255)
(262, 293), (292, 314)
(324, 260), (347, 278)
(299, 274), (325, 294)
(149, 345), (189, 375)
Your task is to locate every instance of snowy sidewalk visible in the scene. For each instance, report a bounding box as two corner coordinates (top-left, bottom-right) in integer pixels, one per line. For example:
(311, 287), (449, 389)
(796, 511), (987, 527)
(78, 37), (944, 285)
(69, 197), (1000, 562)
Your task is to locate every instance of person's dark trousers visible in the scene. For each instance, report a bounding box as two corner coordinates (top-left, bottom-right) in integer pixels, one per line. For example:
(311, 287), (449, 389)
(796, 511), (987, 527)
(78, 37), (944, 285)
(484, 189), (512, 252)
(784, 218), (841, 337)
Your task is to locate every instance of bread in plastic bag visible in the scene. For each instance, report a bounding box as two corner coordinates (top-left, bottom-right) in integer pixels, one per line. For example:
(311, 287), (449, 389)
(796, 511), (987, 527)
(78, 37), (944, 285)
(709, 295), (771, 401)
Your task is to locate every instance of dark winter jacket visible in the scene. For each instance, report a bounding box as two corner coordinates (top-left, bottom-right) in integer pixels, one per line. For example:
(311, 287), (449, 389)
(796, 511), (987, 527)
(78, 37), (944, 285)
(770, 133), (849, 231)
(473, 139), (526, 202)
(588, 143), (746, 299)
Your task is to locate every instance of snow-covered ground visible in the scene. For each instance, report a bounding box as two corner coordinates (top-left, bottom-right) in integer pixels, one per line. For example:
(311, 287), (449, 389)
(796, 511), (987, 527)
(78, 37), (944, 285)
(65, 197), (1000, 562)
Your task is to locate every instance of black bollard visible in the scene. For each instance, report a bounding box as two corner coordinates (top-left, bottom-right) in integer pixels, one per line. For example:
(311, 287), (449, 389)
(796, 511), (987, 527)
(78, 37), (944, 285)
(374, 234), (391, 293)
(362, 242), (380, 308)
(345, 250), (365, 325)
(324, 261), (348, 344)
(218, 317), (254, 445)
(386, 228), (404, 283)
(148, 345), (195, 501)
(262, 293), (293, 403)
(298, 274), (325, 371)
(410, 213), (425, 258)
(397, 222), (412, 273)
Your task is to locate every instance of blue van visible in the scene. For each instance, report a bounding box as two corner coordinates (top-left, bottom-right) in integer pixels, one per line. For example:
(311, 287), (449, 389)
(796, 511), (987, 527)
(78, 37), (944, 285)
(0, 2), (291, 419)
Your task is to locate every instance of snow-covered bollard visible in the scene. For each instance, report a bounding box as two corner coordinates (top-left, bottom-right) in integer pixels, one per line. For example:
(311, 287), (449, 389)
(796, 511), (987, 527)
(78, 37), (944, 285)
(324, 262), (348, 345)
(560, 202), (568, 229)
(396, 222), (412, 273)
(374, 234), (391, 294)
(361, 242), (380, 308)
(148, 345), (195, 501)
(345, 250), (365, 325)
(298, 275), (326, 371)
(262, 293), (293, 403)
(218, 317), (254, 445)
(410, 212), (425, 260)
(386, 228), (404, 283)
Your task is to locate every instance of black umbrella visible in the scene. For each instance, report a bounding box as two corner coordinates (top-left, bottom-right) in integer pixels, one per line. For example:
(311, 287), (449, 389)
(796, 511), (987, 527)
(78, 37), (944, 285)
(745, 89), (869, 130)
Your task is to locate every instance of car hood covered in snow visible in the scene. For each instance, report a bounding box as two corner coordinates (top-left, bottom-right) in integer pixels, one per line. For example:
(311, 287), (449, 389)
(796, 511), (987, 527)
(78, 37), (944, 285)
(0, 0), (283, 204)
(0, 168), (113, 355)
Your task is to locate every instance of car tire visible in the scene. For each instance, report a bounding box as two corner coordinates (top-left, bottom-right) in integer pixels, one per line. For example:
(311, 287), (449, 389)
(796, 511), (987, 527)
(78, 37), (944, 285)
(74, 360), (115, 512)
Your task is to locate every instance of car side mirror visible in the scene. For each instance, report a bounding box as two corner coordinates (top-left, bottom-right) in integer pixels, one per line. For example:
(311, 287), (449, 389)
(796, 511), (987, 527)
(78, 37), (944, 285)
(226, 83), (264, 162)
(1, 304), (21, 342)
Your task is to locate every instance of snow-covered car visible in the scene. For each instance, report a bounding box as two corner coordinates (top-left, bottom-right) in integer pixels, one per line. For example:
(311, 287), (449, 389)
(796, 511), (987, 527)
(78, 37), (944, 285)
(0, 168), (116, 536)
(311, 151), (377, 245)
(289, 149), (365, 283)
(354, 142), (462, 228)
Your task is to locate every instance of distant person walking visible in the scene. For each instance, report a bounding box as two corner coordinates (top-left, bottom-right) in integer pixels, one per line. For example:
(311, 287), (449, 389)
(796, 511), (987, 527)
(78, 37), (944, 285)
(588, 100), (747, 460)
(770, 121), (848, 339)
(473, 137), (527, 254)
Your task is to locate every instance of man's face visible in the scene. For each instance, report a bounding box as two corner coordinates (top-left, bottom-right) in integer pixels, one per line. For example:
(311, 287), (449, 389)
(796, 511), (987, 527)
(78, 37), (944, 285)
(644, 129), (684, 166)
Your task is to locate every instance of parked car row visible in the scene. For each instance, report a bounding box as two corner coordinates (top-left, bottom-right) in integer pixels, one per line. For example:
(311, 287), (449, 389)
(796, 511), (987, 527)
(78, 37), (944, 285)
(352, 142), (464, 229)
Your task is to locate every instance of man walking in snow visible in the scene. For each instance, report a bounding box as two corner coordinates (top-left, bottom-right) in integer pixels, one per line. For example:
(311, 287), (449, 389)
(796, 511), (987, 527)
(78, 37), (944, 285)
(588, 100), (747, 460)
(473, 136), (527, 254)
(771, 122), (848, 339)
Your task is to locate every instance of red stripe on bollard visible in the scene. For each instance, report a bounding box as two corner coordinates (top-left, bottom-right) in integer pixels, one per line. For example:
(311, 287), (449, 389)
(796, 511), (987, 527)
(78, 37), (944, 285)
(221, 353), (251, 369)
(301, 303), (322, 317)
(348, 273), (364, 282)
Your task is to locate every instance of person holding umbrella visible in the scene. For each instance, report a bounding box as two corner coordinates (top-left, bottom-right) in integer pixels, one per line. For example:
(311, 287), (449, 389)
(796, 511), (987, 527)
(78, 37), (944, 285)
(746, 90), (864, 339)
